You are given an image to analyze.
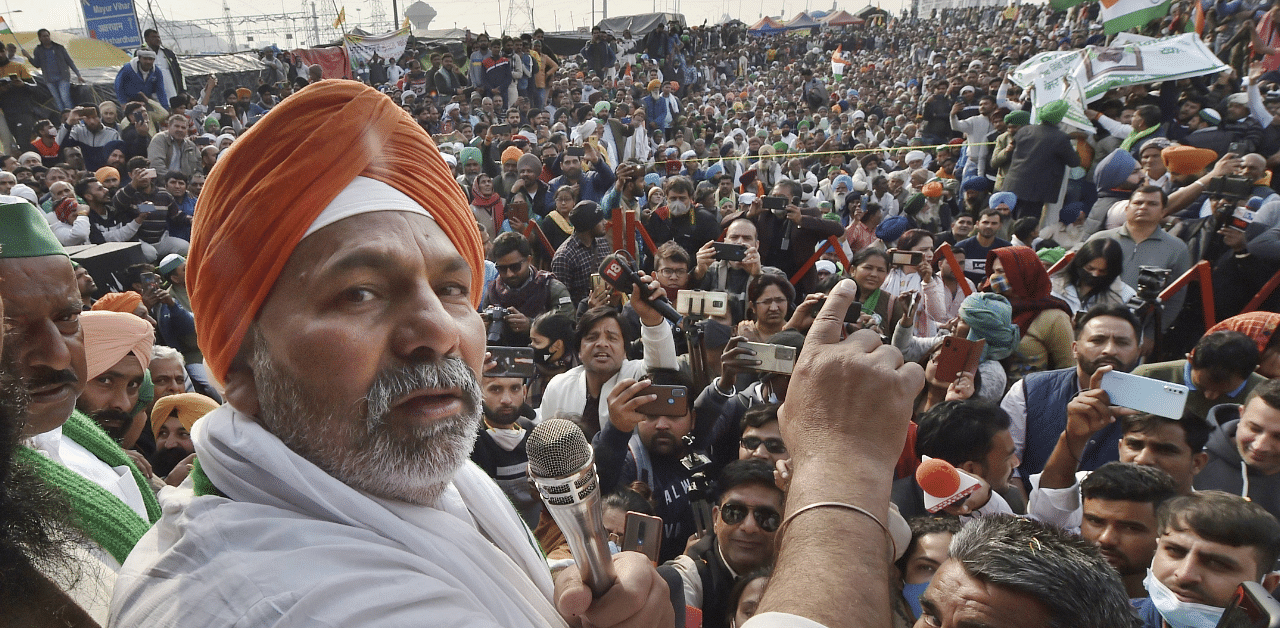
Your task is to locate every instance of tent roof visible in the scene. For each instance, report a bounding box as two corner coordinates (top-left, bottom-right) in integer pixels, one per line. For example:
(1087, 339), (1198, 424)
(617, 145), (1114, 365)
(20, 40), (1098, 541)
(597, 13), (685, 37)
(854, 5), (888, 18)
(821, 10), (863, 24)
(4, 30), (130, 71)
(747, 16), (785, 33)
(784, 12), (821, 28)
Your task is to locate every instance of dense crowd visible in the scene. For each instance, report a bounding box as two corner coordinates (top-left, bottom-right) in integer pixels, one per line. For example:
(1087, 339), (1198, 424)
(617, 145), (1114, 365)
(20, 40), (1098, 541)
(1, 1), (1280, 627)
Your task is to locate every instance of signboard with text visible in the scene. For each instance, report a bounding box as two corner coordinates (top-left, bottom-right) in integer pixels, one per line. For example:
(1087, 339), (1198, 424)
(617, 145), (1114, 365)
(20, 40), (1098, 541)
(82, 0), (143, 49)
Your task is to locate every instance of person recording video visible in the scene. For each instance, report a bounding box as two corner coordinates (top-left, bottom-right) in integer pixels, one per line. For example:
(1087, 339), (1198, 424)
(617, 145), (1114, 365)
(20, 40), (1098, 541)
(478, 231), (574, 346)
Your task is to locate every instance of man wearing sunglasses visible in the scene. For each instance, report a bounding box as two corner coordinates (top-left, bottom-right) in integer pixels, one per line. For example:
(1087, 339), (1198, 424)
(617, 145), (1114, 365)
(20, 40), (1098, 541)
(664, 459), (783, 628)
(738, 403), (789, 467)
(479, 231), (573, 346)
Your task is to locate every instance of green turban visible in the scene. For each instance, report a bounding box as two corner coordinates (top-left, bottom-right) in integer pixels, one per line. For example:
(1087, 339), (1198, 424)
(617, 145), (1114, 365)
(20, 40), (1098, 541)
(1004, 110), (1031, 126)
(772, 141), (788, 152)
(1037, 247), (1066, 266)
(459, 146), (482, 166)
(901, 193), (926, 216)
(0, 201), (66, 259)
(593, 101), (612, 114)
(1038, 100), (1069, 125)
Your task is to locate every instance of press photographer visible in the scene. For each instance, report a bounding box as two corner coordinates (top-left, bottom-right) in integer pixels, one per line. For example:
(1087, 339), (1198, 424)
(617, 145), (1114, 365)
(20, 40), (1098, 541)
(479, 231), (575, 346)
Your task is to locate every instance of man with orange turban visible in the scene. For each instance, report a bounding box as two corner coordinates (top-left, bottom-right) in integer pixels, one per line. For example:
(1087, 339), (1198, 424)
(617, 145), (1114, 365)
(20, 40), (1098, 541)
(110, 80), (674, 628)
(76, 310), (153, 445)
(148, 392), (218, 478)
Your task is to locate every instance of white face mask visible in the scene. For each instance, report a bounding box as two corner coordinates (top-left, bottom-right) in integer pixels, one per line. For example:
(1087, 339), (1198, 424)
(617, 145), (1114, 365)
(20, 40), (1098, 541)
(668, 199), (690, 216)
(1144, 570), (1225, 628)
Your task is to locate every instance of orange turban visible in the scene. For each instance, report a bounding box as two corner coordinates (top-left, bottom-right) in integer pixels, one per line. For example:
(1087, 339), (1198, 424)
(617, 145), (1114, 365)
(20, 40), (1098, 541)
(1161, 145), (1218, 176)
(150, 392), (220, 440)
(80, 311), (153, 381)
(1206, 312), (1279, 355)
(188, 80), (483, 383)
(93, 291), (143, 313)
(922, 181), (944, 198)
(501, 145), (524, 163)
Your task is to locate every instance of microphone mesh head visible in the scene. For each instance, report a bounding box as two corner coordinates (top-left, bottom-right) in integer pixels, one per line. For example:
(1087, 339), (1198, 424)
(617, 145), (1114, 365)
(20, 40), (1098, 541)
(527, 418), (592, 478)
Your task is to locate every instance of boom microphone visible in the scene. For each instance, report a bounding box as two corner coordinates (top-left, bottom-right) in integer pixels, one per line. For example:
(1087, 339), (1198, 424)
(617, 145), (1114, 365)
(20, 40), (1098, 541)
(598, 253), (683, 323)
(526, 418), (618, 597)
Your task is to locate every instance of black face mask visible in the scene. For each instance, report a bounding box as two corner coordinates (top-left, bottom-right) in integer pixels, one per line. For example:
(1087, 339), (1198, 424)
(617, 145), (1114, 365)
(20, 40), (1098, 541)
(533, 343), (557, 365)
(1081, 272), (1112, 289)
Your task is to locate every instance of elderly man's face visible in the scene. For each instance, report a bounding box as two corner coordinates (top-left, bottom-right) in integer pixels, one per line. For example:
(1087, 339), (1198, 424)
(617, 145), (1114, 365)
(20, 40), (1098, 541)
(915, 560), (1051, 628)
(235, 211), (485, 506)
(0, 257), (87, 436)
(1239, 154), (1267, 182)
(150, 356), (187, 399)
(50, 182), (74, 202)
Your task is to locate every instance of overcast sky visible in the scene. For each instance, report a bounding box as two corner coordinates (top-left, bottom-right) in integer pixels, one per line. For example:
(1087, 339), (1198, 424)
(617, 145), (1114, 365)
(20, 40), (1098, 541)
(12, 0), (904, 48)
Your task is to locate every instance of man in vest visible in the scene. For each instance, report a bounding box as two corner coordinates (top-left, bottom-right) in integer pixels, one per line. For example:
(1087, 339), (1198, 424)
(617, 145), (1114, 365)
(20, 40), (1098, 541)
(663, 459), (782, 628)
(479, 231), (573, 346)
(0, 201), (160, 572)
(1002, 304), (1143, 489)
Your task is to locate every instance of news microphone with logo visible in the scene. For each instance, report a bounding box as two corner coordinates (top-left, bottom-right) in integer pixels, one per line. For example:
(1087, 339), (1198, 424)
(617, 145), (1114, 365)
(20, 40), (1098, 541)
(598, 253), (682, 323)
(526, 418), (618, 597)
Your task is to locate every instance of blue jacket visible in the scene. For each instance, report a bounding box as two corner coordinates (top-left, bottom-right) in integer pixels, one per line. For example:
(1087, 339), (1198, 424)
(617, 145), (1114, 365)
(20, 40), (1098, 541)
(548, 157), (616, 206)
(30, 43), (79, 82)
(114, 61), (167, 106)
(1131, 597), (1161, 628)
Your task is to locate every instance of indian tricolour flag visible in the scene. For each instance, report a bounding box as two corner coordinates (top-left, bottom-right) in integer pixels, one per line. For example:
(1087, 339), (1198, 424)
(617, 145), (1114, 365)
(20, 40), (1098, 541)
(0, 16), (13, 36)
(1101, 0), (1172, 35)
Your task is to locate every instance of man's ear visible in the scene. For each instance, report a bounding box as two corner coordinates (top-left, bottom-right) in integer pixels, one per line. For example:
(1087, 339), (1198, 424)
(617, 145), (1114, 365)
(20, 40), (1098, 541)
(222, 339), (261, 418)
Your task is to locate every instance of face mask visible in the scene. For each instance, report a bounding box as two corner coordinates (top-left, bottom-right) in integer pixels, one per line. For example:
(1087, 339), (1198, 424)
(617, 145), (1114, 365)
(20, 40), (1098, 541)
(902, 581), (930, 620)
(668, 200), (690, 216)
(987, 274), (1010, 294)
(533, 344), (554, 365)
(1081, 272), (1111, 289)
(1145, 570), (1225, 628)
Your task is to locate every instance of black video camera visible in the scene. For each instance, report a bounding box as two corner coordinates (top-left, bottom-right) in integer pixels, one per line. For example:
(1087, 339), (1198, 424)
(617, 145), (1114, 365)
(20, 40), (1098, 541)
(482, 306), (510, 342)
(1205, 175), (1254, 201)
(1126, 266), (1170, 313)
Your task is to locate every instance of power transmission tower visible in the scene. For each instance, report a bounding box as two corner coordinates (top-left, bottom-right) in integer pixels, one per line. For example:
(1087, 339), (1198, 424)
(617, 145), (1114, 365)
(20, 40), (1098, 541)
(223, 0), (240, 51)
(370, 0), (387, 30)
(503, 0), (534, 35)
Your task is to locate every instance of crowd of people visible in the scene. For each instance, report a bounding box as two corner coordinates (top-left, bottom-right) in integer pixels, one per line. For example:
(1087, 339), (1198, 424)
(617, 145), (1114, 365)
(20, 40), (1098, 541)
(3, 1), (1280, 626)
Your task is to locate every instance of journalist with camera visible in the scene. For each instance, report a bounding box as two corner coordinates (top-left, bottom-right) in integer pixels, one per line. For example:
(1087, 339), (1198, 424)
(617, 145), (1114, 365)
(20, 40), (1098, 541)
(479, 231), (574, 346)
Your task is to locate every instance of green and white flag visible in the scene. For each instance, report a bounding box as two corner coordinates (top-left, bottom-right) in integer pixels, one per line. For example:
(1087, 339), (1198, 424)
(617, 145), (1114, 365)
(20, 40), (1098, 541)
(1101, 0), (1172, 35)
(1009, 33), (1229, 133)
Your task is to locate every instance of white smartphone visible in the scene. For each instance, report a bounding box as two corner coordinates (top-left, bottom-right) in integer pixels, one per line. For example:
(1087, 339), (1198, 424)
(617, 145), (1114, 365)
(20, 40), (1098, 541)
(1100, 370), (1189, 420)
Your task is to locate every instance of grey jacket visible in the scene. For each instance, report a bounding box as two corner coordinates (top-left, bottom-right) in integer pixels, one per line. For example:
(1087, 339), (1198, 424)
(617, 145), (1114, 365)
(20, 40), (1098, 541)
(1194, 405), (1280, 522)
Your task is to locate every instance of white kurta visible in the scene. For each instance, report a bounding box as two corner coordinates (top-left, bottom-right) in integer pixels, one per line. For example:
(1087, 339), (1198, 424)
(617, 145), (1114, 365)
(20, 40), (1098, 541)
(109, 405), (567, 628)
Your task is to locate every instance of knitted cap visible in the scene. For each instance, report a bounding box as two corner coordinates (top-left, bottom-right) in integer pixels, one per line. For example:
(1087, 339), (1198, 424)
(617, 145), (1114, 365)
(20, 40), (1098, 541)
(0, 201), (66, 258)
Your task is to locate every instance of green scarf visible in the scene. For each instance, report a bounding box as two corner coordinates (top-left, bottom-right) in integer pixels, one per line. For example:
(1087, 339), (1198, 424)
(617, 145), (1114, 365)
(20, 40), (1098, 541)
(1119, 125), (1157, 152)
(16, 411), (161, 564)
(862, 288), (882, 316)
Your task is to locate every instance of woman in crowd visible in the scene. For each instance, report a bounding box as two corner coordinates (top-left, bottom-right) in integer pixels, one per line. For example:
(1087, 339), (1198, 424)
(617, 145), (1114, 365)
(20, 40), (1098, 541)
(987, 246), (1075, 376)
(848, 248), (907, 337)
(528, 312), (578, 407)
(923, 248), (975, 333)
(1050, 237), (1136, 315)
(737, 273), (794, 343)
(728, 569), (771, 628)
(470, 173), (505, 237)
(882, 229), (939, 336)
(538, 184), (578, 253)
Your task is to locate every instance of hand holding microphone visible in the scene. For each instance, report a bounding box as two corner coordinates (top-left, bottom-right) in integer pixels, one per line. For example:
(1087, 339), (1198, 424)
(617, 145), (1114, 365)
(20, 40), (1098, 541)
(598, 253), (682, 324)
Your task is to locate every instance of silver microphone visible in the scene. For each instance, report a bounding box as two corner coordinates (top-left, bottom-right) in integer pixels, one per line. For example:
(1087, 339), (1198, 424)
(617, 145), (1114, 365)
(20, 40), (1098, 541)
(526, 418), (618, 597)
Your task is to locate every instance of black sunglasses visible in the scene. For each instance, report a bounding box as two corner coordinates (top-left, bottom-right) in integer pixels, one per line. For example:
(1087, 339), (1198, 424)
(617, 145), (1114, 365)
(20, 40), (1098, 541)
(718, 502), (781, 532)
(740, 436), (787, 455)
(495, 260), (525, 274)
